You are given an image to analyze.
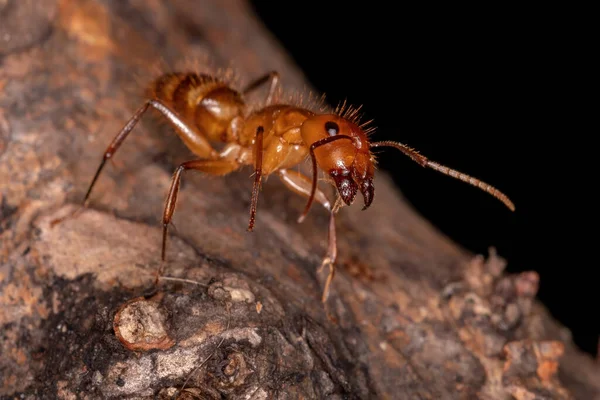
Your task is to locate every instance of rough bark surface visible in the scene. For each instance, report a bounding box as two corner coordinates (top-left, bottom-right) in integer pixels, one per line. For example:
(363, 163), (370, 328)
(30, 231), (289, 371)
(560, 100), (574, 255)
(0, 0), (598, 399)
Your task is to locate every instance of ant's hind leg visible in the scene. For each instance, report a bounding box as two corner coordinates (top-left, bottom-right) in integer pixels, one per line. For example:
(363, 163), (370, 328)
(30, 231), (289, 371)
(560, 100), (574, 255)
(81, 102), (153, 208)
(51, 102), (155, 227)
(161, 159), (239, 263)
(242, 71), (280, 105)
(58, 99), (217, 229)
(278, 169), (337, 302)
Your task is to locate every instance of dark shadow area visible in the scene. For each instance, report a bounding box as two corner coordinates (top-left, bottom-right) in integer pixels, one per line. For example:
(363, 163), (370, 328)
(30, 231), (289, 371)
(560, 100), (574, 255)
(250, 2), (595, 357)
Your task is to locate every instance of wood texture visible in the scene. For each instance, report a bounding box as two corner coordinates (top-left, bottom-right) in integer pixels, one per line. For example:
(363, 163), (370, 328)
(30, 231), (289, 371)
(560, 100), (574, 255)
(0, 0), (598, 398)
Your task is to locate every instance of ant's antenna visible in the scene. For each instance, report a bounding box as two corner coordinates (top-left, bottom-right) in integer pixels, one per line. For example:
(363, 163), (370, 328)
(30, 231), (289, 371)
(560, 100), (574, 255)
(370, 141), (515, 211)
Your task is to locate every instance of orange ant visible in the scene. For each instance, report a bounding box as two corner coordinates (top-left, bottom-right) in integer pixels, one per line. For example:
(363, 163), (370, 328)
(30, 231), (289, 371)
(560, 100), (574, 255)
(79, 70), (515, 303)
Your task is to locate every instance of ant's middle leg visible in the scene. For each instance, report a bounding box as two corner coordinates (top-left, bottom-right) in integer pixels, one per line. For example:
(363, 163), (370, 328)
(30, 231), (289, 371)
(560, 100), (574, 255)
(242, 71), (280, 105)
(278, 169), (337, 302)
(162, 159), (240, 262)
(248, 126), (264, 232)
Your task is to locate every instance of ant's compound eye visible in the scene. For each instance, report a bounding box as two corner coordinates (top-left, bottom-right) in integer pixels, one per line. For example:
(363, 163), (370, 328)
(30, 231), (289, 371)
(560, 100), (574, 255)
(325, 121), (339, 136)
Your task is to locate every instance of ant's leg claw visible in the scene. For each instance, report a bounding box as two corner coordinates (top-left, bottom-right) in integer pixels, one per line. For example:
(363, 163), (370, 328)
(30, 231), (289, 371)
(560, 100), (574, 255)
(49, 204), (86, 228)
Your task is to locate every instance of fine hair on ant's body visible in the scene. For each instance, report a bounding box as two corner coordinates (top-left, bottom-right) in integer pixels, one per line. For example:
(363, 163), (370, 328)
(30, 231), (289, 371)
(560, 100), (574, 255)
(76, 67), (515, 303)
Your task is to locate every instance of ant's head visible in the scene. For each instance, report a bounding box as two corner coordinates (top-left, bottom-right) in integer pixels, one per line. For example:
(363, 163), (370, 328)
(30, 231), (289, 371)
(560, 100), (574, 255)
(301, 111), (375, 210)
(298, 104), (516, 223)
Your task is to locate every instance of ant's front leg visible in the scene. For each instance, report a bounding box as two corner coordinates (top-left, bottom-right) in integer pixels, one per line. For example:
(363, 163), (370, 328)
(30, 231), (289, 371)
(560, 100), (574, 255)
(278, 169), (337, 302)
(319, 212), (338, 303)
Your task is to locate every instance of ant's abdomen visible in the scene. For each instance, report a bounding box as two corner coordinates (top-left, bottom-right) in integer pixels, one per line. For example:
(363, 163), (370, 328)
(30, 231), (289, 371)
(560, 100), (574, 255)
(149, 73), (245, 143)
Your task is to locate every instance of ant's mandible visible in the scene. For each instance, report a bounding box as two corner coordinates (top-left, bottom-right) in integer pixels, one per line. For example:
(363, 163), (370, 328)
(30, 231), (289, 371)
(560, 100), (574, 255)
(79, 70), (515, 303)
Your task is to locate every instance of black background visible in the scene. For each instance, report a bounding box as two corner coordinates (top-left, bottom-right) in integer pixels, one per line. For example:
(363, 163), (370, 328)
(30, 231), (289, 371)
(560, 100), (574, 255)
(249, 2), (595, 356)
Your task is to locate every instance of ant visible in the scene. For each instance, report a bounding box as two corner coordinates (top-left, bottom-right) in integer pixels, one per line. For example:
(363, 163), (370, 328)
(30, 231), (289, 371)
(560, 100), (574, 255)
(77, 70), (515, 303)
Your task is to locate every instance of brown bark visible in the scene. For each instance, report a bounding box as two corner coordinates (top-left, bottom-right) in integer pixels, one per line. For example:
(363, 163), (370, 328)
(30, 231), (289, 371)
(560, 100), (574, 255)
(0, 0), (598, 399)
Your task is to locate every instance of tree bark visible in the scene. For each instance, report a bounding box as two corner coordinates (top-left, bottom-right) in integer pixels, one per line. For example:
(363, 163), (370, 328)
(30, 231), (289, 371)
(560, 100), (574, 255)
(0, 0), (598, 399)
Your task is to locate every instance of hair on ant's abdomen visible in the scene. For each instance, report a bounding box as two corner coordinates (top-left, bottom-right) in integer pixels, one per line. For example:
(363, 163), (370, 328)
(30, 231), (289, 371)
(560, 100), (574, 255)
(148, 72), (245, 144)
